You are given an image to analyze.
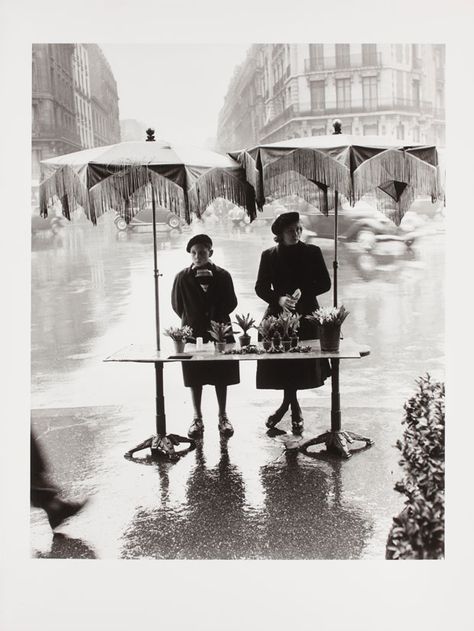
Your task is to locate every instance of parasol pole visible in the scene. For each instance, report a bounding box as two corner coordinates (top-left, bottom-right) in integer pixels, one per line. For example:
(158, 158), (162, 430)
(145, 127), (166, 439)
(151, 182), (161, 351)
(333, 190), (339, 307)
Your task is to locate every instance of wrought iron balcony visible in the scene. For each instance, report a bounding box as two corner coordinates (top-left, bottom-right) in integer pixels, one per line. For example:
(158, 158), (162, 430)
(304, 52), (382, 73)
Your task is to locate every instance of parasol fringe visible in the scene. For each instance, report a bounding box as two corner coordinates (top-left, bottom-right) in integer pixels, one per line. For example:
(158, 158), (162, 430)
(39, 165), (90, 220)
(265, 171), (332, 214)
(262, 148), (352, 202)
(88, 166), (187, 224)
(187, 167), (256, 221)
(354, 149), (439, 209)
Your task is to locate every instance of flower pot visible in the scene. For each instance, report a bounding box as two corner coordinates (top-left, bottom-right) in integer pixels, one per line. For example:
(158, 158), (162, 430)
(262, 339), (272, 351)
(282, 339), (291, 352)
(290, 335), (299, 349)
(319, 325), (341, 352)
(173, 339), (186, 353)
(272, 335), (281, 350)
(239, 334), (251, 348)
(215, 341), (226, 353)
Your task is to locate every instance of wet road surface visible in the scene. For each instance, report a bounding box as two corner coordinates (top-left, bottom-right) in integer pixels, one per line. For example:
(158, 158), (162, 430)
(30, 212), (445, 559)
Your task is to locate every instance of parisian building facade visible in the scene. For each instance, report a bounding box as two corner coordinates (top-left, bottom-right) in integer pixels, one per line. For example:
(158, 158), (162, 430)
(216, 43), (445, 152)
(32, 43), (120, 184)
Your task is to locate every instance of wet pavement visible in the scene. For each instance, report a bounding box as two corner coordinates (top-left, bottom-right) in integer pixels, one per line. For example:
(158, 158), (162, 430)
(30, 211), (445, 559)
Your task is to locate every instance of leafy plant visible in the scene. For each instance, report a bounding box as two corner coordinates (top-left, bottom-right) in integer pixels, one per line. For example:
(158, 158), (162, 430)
(208, 320), (235, 343)
(234, 313), (256, 334)
(257, 316), (278, 340)
(386, 374), (445, 560)
(307, 305), (349, 327)
(277, 313), (301, 339)
(163, 325), (193, 342)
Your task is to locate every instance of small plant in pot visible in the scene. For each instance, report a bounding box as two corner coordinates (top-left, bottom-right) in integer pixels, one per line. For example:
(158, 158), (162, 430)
(164, 325), (193, 353)
(306, 305), (349, 352)
(208, 320), (234, 352)
(234, 313), (256, 348)
(257, 316), (276, 351)
(278, 313), (302, 351)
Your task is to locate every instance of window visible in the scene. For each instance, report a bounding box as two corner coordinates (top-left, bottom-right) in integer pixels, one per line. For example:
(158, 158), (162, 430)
(363, 123), (379, 136)
(309, 43), (324, 70)
(412, 126), (420, 142)
(310, 81), (325, 111)
(362, 44), (377, 65)
(412, 79), (420, 107)
(311, 127), (325, 136)
(362, 76), (378, 109)
(335, 44), (350, 68)
(396, 122), (405, 140)
(396, 70), (404, 102)
(395, 44), (403, 63)
(336, 78), (351, 110)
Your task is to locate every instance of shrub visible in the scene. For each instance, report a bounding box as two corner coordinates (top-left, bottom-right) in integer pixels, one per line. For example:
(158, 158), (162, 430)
(386, 374), (445, 560)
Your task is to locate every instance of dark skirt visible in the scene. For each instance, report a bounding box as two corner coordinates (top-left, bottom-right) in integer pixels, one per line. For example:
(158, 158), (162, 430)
(256, 317), (331, 390)
(182, 361), (240, 387)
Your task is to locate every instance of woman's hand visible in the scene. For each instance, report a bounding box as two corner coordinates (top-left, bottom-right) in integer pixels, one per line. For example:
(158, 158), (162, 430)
(278, 295), (297, 312)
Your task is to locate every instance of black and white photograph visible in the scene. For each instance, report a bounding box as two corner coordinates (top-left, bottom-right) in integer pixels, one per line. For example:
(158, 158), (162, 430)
(1, 0), (473, 629)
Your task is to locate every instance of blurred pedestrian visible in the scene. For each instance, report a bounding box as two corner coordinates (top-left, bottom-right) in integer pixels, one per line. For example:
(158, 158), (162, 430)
(31, 431), (87, 530)
(171, 234), (239, 438)
(255, 211), (331, 433)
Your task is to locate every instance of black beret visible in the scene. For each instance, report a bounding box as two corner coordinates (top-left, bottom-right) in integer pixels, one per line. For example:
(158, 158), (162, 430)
(271, 211), (300, 235)
(186, 233), (213, 252)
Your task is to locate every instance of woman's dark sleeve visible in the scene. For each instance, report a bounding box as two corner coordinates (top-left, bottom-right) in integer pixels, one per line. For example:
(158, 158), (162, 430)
(308, 246), (331, 296)
(255, 251), (278, 308)
(171, 274), (184, 317)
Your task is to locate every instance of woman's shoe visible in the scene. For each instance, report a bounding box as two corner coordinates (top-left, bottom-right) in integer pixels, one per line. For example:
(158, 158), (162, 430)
(291, 411), (304, 434)
(266, 406), (288, 429)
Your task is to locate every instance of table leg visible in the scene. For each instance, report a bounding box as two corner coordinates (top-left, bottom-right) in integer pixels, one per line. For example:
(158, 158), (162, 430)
(124, 362), (195, 461)
(287, 358), (373, 459)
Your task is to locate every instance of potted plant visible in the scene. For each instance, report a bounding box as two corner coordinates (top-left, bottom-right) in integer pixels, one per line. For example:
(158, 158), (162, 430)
(271, 319), (283, 350)
(258, 316), (276, 351)
(163, 325), (193, 353)
(208, 320), (234, 352)
(278, 313), (302, 351)
(306, 305), (349, 352)
(234, 313), (256, 348)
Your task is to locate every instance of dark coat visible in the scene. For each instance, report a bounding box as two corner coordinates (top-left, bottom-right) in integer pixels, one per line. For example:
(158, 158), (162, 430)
(255, 241), (331, 390)
(172, 263), (237, 343)
(255, 241), (331, 340)
(171, 262), (239, 387)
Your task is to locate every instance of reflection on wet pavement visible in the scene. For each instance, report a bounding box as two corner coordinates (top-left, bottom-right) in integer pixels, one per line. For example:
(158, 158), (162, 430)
(30, 212), (445, 559)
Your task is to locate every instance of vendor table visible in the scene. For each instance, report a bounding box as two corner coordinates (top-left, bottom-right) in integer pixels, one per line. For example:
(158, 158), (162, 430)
(105, 338), (373, 459)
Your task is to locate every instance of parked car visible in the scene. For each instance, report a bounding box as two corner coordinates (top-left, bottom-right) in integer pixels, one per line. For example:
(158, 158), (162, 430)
(114, 205), (184, 231)
(299, 201), (417, 251)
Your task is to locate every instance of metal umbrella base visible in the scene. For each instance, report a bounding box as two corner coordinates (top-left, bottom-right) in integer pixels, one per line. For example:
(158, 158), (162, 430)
(125, 433), (196, 461)
(285, 358), (374, 459)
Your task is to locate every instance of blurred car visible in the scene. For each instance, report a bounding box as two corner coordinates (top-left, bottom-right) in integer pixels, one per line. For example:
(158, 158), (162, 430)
(31, 213), (67, 235)
(299, 201), (416, 251)
(114, 205), (184, 231)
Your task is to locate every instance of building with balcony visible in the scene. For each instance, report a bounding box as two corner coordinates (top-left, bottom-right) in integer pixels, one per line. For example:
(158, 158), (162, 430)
(32, 43), (120, 184)
(32, 44), (81, 183)
(216, 43), (445, 151)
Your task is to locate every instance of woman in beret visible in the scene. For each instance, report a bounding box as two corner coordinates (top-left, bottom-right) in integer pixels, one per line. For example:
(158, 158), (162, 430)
(255, 212), (331, 433)
(172, 233), (239, 438)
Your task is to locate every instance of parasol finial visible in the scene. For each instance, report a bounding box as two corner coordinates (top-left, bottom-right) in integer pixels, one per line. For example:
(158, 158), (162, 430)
(332, 119), (342, 135)
(146, 128), (156, 142)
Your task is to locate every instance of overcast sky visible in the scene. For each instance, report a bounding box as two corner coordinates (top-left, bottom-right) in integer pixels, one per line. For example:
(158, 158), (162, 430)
(99, 43), (250, 147)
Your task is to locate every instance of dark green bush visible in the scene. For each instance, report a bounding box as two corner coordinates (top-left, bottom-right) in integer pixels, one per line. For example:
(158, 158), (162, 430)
(386, 374), (445, 560)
